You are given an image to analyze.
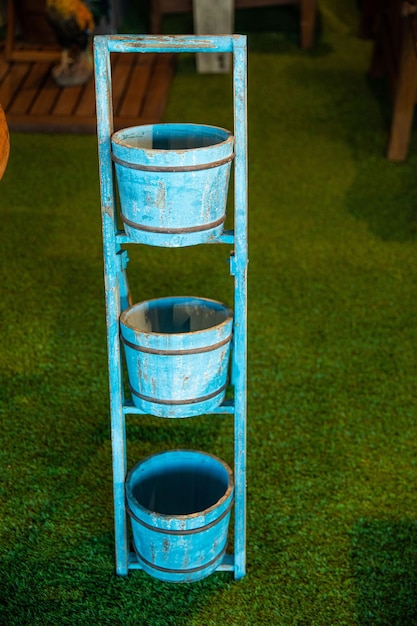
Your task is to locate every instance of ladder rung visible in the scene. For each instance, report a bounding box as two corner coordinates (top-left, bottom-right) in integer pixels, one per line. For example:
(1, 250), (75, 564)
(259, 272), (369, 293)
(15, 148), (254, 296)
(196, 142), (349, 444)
(122, 398), (235, 415)
(128, 551), (235, 572)
(116, 230), (234, 246)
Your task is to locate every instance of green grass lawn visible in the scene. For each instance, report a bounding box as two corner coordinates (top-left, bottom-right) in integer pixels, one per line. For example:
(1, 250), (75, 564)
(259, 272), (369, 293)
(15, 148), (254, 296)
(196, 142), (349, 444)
(1, 0), (417, 624)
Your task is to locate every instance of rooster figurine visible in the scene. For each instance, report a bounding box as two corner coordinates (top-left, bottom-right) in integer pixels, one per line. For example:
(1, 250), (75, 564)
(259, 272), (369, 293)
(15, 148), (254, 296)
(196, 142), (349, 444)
(46, 0), (109, 87)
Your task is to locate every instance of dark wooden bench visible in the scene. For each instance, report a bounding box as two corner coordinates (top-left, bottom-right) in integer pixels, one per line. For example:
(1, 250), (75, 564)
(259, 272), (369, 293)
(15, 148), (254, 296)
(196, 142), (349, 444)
(363, 0), (417, 161)
(150, 0), (318, 48)
(5, 0), (60, 62)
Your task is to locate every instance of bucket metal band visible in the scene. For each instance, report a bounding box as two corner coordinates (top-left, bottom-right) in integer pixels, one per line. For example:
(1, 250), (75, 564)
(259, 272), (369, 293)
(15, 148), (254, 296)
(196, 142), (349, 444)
(129, 382), (227, 406)
(120, 213), (225, 235)
(120, 333), (232, 356)
(133, 545), (227, 576)
(112, 151), (234, 172)
(126, 497), (233, 536)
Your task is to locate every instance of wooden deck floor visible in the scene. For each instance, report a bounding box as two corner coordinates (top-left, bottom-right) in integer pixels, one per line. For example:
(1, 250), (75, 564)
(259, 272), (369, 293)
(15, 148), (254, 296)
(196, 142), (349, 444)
(0, 46), (175, 134)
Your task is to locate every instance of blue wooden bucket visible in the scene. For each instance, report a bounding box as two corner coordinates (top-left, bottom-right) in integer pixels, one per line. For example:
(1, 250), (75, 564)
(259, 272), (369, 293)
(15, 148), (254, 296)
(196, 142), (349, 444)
(120, 296), (233, 418)
(126, 449), (234, 583)
(111, 123), (234, 247)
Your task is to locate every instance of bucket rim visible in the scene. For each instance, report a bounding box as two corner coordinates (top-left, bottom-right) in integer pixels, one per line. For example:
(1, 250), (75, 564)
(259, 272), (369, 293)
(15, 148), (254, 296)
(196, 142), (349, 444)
(111, 123), (233, 155)
(120, 296), (233, 337)
(125, 448), (234, 523)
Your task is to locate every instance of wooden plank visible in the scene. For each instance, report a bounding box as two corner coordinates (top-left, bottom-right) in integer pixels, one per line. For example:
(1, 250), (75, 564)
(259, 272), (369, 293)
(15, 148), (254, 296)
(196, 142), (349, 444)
(0, 61), (30, 109)
(0, 53), (10, 81)
(111, 52), (136, 117)
(1, 43), (174, 133)
(29, 73), (60, 115)
(8, 62), (50, 115)
(118, 56), (153, 118)
(7, 112), (161, 134)
(74, 77), (96, 118)
(6, 48), (60, 63)
(8, 113), (157, 133)
(7, 113), (97, 133)
(53, 84), (83, 116)
(141, 54), (175, 120)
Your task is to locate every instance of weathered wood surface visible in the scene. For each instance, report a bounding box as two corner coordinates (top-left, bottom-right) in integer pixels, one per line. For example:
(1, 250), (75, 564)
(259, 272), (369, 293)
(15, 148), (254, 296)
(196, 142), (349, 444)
(0, 45), (175, 134)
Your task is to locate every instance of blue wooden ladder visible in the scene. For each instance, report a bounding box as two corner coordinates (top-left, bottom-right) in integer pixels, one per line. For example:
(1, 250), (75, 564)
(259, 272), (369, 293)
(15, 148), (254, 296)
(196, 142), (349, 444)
(94, 34), (248, 581)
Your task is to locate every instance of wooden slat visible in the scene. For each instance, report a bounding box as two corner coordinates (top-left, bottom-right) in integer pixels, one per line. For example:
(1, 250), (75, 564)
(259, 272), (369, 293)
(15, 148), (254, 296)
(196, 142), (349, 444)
(0, 54), (10, 81)
(111, 52), (136, 117)
(0, 62), (30, 109)
(6, 48), (61, 63)
(8, 62), (50, 115)
(118, 56), (153, 118)
(74, 78), (97, 118)
(1, 46), (174, 134)
(141, 54), (175, 120)
(6, 114), (98, 133)
(53, 84), (84, 116)
(30, 73), (60, 115)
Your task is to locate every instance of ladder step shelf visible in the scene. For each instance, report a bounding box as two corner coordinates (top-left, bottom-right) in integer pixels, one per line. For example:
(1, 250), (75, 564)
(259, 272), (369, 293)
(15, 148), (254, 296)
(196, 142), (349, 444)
(128, 552), (235, 572)
(122, 398), (235, 415)
(116, 230), (235, 245)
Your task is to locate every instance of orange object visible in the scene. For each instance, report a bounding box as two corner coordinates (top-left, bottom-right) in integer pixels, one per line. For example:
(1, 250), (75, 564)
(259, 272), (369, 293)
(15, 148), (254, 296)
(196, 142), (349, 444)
(0, 105), (10, 180)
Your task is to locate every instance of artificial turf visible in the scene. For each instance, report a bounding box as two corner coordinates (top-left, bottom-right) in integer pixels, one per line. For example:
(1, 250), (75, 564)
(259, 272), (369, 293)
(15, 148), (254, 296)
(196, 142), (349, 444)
(1, 0), (417, 623)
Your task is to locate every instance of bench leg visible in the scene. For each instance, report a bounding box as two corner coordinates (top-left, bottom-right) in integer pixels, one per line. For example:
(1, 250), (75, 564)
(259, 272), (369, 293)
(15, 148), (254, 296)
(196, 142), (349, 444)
(150, 0), (162, 33)
(387, 18), (417, 161)
(300, 0), (317, 49)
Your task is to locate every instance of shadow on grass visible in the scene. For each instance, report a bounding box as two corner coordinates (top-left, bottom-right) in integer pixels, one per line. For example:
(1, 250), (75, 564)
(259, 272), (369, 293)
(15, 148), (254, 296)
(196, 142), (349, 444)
(344, 74), (417, 242)
(341, 78), (417, 242)
(0, 532), (231, 626)
(350, 518), (417, 625)
(365, 74), (392, 132)
(345, 156), (417, 242)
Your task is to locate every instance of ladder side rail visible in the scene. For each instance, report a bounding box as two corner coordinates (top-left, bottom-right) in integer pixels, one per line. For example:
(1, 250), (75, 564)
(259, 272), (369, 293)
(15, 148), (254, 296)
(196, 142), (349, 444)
(94, 36), (129, 576)
(232, 35), (248, 581)
(94, 33), (248, 580)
